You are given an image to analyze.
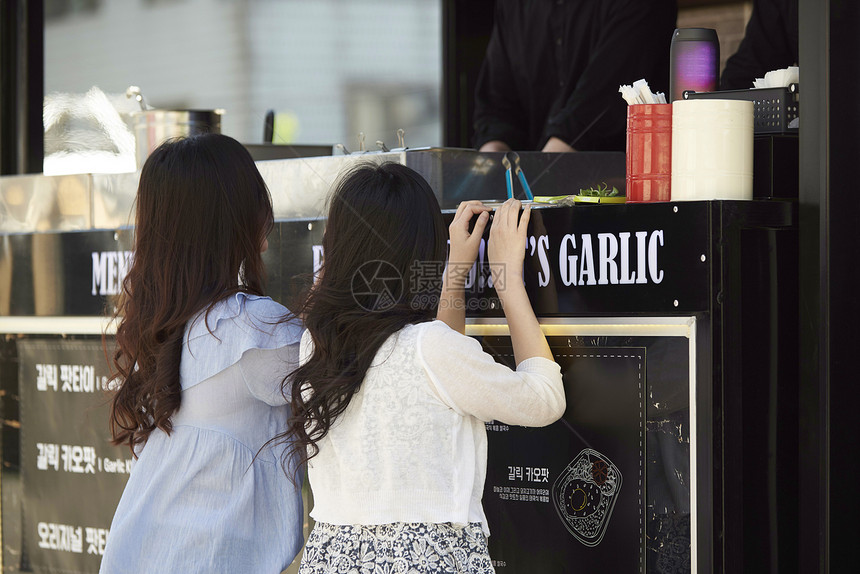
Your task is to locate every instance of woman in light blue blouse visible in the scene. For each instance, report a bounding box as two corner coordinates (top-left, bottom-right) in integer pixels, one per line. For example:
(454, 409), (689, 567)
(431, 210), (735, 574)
(100, 133), (304, 574)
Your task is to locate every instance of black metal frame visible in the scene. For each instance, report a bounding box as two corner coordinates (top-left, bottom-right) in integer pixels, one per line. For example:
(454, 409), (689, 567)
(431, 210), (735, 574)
(0, 0), (43, 175)
(798, 1), (860, 572)
(709, 201), (799, 573)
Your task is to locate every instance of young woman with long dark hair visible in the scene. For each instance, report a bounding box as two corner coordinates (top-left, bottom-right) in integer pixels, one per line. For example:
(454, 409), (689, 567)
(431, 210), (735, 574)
(100, 133), (304, 573)
(285, 162), (565, 573)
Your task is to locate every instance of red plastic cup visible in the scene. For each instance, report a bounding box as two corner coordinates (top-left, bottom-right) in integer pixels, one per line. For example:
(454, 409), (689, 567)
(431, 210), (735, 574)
(626, 104), (672, 202)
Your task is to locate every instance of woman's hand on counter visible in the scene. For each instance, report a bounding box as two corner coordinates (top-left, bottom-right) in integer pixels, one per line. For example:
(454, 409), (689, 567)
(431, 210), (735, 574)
(447, 200), (490, 285)
(437, 200), (491, 333)
(488, 198), (528, 285)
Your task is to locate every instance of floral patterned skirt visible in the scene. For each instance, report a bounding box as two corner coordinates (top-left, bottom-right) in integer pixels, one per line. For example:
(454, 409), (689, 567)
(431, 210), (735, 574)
(298, 521), (495, 574)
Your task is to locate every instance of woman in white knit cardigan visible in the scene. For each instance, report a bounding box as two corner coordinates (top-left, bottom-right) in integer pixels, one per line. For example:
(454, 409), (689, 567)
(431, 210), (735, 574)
(281, 162), (566, 573)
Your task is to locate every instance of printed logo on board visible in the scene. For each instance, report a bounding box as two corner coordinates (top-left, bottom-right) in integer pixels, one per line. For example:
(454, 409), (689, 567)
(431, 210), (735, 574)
(552, 448), (623, 547)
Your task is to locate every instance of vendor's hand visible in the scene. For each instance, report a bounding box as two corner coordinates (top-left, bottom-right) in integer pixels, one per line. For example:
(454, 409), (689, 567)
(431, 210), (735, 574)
(479, 140), (512, 153)
(542, 137), (576, 153)
(488, 198), (530, 295)
(447, 200), (491, 286)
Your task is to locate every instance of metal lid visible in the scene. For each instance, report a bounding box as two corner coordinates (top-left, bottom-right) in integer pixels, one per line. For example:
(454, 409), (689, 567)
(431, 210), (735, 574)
(672, 28), (718, 42)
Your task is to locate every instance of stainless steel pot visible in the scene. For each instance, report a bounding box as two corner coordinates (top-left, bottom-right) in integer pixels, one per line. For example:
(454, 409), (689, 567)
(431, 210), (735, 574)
(131, 108), (224, 169)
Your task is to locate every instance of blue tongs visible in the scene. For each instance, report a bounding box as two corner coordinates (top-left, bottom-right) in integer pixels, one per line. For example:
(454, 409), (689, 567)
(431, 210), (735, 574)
(501, 152), (534, 201)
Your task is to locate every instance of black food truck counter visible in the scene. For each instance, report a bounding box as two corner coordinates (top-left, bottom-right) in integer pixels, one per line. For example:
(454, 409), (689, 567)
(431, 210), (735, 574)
(0, 149), (797, 574)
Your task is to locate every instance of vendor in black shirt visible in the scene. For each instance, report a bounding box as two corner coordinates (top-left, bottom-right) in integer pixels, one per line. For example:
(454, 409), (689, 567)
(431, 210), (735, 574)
(721, 0), (798, 90)
(473, 0), (677, 153)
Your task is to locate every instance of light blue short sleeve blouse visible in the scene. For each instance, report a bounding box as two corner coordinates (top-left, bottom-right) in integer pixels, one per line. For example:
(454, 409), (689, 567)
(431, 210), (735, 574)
(99, 293), (304, 574)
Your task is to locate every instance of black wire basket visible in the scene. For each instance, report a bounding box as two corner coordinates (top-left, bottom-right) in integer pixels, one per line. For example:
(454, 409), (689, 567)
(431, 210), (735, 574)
(683, 83), (799, 134)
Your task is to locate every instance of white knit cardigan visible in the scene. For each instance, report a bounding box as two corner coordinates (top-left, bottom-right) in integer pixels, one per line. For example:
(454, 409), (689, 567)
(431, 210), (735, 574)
(301, 319), (565, 536)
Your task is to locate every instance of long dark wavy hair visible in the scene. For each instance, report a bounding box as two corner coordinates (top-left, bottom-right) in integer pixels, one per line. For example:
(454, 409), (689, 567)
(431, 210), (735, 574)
(109, 133), (274, 453)
(281, 162), (447, 469)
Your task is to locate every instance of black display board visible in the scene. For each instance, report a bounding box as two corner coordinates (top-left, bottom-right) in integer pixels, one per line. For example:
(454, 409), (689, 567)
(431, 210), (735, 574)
(476, 333), (692, 573)
(17, 339), (129, 573)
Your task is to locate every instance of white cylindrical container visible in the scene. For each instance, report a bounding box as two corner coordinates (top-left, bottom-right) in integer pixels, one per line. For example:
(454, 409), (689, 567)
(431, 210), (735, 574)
(671, 99), (753, 200)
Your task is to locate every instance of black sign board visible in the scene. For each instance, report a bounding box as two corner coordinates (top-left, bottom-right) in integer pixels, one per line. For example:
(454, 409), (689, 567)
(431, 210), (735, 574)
(265, 203), (711, 317)
(477, 333), (692, 573)
(460, 202), (711, 317)
(2, 203), (709, 318)
(18, 339), (129, 573)
(0, 229), (133, 317)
